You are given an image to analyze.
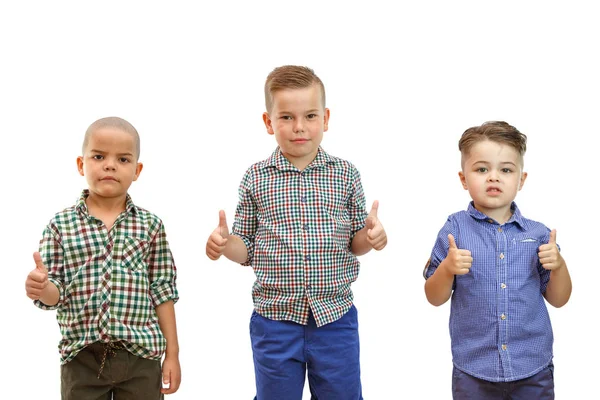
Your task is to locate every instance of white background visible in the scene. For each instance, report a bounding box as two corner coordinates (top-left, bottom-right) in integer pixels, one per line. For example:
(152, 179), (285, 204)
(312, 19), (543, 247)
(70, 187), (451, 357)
(1, 1), (597, 399)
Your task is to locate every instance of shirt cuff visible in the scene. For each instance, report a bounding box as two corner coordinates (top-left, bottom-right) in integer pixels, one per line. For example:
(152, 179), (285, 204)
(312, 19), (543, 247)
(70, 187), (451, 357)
(33, 278), (63, 310)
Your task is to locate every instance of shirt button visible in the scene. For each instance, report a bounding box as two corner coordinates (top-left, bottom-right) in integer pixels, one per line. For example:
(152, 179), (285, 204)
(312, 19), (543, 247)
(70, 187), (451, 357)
(487, 219), (494, 223)
(300, 196), (307, 203)
(497, 227), (503, 232)
(102, 302), (109, 310)
(500, 313), (507, 320)
(502, 344), (507, 351)
(305, 255), (311, 261)
(303, 224), (309, 231)
(501, 283), (507, 289)
(104, 273), (110, 280)
(499, 253), (505, 259)
(107, 243), (113, 251)
(306, 285), (311, 291)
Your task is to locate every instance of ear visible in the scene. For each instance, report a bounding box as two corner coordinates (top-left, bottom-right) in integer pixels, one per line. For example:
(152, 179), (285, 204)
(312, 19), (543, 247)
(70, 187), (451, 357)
(323, 108), (331, 132)
(459, 171), (468, 190)
(519, 171), (528, 190)
(262, 112), (274, 135)
(77, 156), (85, 176)
(133, 162), (144, 181)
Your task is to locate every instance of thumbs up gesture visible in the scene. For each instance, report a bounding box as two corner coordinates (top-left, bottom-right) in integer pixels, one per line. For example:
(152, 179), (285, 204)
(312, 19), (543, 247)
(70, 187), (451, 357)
(538, 229), (565, 270)
(25, 252), (49, 300)
(366, 201), (387, 251)
(206, 210), (230, 260)
(444, 234), (473, 275)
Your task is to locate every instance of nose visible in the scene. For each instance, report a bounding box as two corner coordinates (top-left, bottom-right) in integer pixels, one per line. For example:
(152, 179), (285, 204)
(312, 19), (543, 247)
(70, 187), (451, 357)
(293, 119), (304, 133)
(487, 170), (499, 182)
(103, 158), (116, 171)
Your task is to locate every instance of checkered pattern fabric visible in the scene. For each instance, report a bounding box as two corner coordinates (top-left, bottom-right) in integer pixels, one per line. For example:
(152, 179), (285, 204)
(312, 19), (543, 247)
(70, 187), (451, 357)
(35, 190), (178, 364)
(232, 147), (368, 327)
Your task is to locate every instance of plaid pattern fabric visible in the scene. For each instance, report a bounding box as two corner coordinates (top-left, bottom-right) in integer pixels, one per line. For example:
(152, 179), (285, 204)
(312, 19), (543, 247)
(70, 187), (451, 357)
(425, 202), (554, 382)
(232, 147), (368, 327)
(35, 190), (178, 364)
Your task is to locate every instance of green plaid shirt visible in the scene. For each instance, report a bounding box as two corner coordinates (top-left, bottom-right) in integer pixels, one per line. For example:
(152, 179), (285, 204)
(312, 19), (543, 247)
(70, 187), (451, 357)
(35, 190), (178, 364)
(232, 147), (368, 327)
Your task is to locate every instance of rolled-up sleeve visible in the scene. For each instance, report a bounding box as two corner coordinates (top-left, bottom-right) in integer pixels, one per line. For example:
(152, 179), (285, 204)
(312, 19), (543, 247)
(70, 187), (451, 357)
(232, 169), (257, 266)
(347, 165), (368, 245)
(34, 223), (65, 310)
(148, 221), (178, 307)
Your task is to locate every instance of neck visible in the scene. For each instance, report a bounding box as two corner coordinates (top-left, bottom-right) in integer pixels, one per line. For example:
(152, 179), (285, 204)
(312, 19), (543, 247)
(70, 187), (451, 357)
(86, 192), (127, 214)
(283, 151), (318, 171)
(475, 204), (513, 225)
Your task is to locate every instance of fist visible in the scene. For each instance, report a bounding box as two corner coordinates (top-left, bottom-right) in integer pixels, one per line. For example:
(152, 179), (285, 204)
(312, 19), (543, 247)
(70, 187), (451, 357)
(444, 234), (473, 275)
(26, 252), (49, 300)
(206, 210), (230, 260)
(366, 200), (387, 251)
(538, 229), (564, 270)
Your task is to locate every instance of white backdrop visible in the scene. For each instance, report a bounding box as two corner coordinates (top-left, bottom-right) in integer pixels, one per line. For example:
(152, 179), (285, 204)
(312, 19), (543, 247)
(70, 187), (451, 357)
(1, 1), (596, 398)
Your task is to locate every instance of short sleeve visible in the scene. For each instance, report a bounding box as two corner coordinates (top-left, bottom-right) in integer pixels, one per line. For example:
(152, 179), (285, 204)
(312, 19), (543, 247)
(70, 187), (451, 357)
(348, 165), (368, 241)
(231, 169), (257, 266)
(424, 217), (456, 291)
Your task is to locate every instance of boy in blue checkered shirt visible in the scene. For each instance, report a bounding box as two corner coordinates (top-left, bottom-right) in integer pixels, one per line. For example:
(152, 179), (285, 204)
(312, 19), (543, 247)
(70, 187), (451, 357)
(424, 121), (571, 399)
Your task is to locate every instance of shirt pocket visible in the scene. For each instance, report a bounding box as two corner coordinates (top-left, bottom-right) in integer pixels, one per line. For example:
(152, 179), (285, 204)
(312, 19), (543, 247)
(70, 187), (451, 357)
(511, 234), (542, 279)
(120, 236), (149, 271)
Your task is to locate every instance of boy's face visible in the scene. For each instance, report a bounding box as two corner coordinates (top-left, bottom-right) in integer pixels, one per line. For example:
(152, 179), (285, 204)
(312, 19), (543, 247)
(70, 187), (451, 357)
(77, 127), (143, 201)
(263, 84), (330, 169)
(459, 140), (527, 217)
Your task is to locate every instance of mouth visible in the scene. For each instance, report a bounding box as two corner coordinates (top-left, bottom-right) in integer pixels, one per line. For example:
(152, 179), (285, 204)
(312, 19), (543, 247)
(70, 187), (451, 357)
(487, 187), (502, 193)
(101, 177), (119, 182)
(291, 139), (309, 143)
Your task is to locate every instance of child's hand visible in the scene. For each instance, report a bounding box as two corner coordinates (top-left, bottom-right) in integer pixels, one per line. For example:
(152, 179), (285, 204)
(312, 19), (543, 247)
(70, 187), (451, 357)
(366, 201), (387, 250)
(161, 354), (181, 394)
(538, 229), (565, 270)
(206, 210), (230, 260)
(25, 252), (49, 300)
(444, 234), (473, 275)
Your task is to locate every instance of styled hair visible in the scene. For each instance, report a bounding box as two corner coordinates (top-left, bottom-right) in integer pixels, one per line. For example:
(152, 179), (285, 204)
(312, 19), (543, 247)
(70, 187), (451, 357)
(264, 65), (326, 113)
(459, 121), (527, 167)
(82, 117), (141, 160)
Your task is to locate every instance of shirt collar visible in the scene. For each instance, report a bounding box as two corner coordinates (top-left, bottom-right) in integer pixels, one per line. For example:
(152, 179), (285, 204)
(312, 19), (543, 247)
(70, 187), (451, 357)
(264, 146), (335, 172)
(466, 201), (526, 228)
(75, 189), (137, 217)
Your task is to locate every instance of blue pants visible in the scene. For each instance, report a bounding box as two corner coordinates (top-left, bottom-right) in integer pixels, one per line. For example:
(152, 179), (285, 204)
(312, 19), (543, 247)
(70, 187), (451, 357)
(250, 305), (362, 400)
(452, 364), (554, 399)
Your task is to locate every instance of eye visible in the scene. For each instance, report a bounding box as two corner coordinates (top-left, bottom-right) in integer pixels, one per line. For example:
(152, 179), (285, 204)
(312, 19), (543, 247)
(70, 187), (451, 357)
(476, 167), (488, 173)
(501, 168), (512, 173)
(307, 114), (317, 119)
(119, 157), (131, 163)
(93, 155), (104, 160)
(280, 115), (293, 120)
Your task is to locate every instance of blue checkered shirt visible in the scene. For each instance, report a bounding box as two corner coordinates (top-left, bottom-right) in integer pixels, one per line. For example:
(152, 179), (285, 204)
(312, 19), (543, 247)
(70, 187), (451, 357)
(424, 202), (554, 382)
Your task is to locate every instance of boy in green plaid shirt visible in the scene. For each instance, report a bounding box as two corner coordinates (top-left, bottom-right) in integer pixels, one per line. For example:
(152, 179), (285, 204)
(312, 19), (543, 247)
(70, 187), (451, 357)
(206, 65), (387, 399)
(25, 117), (180, 399)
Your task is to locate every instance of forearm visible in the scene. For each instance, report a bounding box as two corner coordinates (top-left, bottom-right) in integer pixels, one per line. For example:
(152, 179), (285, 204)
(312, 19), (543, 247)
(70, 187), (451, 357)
(224, 235), (249, 264)
(39, 281), (60, 306)
(350, 227), (372, 256)
(544, 264), (572, 308)
(156, 300), (179, 357)
(424, 261), (455, 306)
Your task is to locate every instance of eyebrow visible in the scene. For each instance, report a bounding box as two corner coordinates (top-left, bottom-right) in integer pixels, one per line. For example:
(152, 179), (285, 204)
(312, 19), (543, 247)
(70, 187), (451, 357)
(472, 160), (518, 166)
(90, 149), (134, 156)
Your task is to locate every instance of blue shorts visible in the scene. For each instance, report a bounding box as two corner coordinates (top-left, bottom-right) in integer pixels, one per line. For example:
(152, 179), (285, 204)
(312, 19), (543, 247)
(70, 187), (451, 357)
(452, 364), (554, 399)
(250, 305), (362, 400)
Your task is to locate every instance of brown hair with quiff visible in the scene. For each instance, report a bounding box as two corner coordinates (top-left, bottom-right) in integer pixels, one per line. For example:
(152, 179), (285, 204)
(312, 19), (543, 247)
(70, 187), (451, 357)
(459, 121), (527, 168)
(264, 65), (326, 113)
(82, 117), (141, 160)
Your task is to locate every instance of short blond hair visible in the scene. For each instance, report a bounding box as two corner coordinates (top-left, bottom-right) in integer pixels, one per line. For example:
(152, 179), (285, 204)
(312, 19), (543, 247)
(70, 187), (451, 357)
(264, 65), (326, 113)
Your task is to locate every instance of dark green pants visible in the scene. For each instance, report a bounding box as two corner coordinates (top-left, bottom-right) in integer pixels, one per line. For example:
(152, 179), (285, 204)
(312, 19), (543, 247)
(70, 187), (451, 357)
(61, 342), (163, 400)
